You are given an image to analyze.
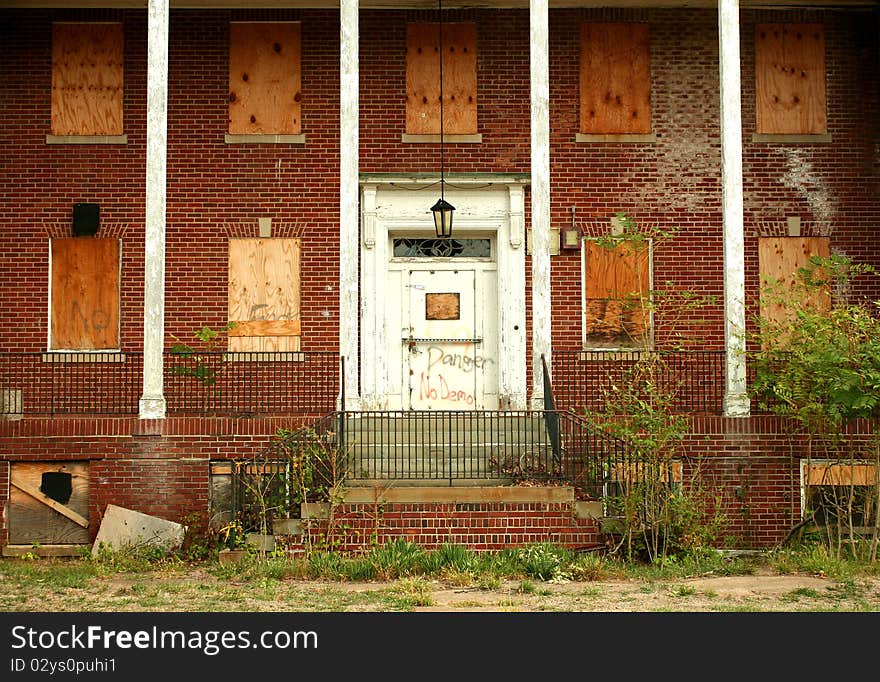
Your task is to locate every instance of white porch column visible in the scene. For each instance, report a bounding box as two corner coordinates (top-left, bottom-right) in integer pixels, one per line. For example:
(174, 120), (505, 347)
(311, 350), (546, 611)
(529, 0), (552, 408)
(139, 0), (169, 419)
(718, 0), (750, 417)
(339, 0), (360, 410)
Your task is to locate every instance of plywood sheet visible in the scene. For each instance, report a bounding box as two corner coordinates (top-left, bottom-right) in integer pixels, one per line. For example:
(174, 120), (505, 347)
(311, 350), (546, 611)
(758, 237), (830, 329)
(8, 462), (90, 545)
(805, 463), (876, 486)
(755, 24), (826, 135)
(426, 293), (460, 320)
(406, 22), (477, 135)
(229, 22), (301, 135)
(583, 240), (650, 348)
(51, 23), (123, 136)
(228, 238), (301, 352)
(50, 238), (120, 350)
(580, 23), (651, 135)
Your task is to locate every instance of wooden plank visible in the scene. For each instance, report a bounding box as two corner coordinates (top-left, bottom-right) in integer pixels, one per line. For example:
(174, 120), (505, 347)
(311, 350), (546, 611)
(426, 293), (460, 320)
(406, 22), (477, 135)
(758, 236), (830, 329)
(755, 24), (826, 134)
(51, 23), (123, 136)
(583, 240), (649, 347)
(8, 462), (90, 545)
(50, 238), (120, 350)
(229, 22), (301, 135)
(228, 238), (301, 353)
(580, 23), (651, 135)
(228, 319), (301, 336)
(805, 463), (876, 486)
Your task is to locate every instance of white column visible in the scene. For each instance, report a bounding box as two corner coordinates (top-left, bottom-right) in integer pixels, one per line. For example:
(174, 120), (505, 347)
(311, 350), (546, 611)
(718, 0), (750, 417)
(139, 0), (169, 419)
(529, 0), (552, 409)
(339, 0), (360, 410)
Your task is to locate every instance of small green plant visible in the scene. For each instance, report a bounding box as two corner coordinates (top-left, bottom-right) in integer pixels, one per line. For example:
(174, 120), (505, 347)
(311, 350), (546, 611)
(169, 323), (237, 386)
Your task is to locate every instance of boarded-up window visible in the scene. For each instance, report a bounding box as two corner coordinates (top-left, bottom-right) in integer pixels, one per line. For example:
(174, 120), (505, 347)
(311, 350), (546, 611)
(51, 22), (124, 136)
(229, 22), (302, 135)
(583, 239), (651, 349)
(50, 238), (120, 350)
(803, 461), (878, 532)
(228, 238), (301, 352)
(758, 237), (830, 331)
(580, 23), (651, 135)
(406, 22), (477, 135)
(755, 24), (826, 134)
(8, 462), (90, 545)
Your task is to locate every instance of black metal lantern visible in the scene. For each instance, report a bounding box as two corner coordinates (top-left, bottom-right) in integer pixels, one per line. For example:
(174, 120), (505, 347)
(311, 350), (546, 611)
(431, 197), (455, 238)
(430, 0), (455, 238)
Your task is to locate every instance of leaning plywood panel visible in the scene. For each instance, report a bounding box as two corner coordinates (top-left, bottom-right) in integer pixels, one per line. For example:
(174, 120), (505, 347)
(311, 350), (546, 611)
(50, 238), (120, 350)
(755, 24), (826, 134)
(8, 462), (89, 545)
(51, 23), (124, 136)
(228, 238), (301, 352)
(580, 23), (651, 135)
(229, 22), (301, 135)
(406, 23), (477, 135)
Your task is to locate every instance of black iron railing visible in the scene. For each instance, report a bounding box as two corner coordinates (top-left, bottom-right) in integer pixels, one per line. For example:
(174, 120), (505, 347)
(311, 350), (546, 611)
(552, 349), (726, 416)
(0, 351), (339, 416)
(332, 409), (630, 492)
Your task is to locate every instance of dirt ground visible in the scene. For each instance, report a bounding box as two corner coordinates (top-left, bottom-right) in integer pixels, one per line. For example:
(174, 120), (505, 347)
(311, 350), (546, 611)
(4, 562), (878, 612)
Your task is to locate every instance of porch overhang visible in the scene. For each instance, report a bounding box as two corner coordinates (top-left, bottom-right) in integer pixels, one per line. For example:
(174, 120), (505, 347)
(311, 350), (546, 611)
(6, 0), (879, 8)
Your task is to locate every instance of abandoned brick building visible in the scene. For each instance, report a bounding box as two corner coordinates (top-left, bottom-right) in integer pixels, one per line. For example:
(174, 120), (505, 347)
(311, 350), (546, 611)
(1, 0), (878, 555)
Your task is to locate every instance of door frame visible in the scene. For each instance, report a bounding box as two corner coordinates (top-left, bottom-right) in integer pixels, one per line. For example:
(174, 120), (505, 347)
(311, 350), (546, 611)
(359, 175), (528, 410)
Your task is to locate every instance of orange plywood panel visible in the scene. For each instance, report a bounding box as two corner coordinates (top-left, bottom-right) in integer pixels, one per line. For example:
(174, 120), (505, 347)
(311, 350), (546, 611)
(51, 23), (123, 136)
(406, 23), (477, 135)
(755, 24), (826, 134)
(50, 238), (120, 350)
(580, 23), (651, 135)
(229, 22), (301, 135)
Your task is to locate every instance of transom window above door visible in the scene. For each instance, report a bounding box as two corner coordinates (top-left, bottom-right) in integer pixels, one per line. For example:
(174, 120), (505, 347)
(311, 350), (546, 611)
(392, 238), (491, 258)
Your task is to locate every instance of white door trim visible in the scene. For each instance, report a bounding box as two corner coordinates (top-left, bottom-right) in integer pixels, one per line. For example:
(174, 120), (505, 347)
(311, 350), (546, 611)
(360, 176), (528, 410)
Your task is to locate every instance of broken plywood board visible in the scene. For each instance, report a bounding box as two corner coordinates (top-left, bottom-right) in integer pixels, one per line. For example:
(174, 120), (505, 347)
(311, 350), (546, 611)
(8, 462), (89, 545)
(92, 504), (185, 556)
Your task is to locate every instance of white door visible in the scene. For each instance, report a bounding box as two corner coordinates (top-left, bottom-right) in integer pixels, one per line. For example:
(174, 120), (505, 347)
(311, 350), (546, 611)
(405, 269), (483, 409)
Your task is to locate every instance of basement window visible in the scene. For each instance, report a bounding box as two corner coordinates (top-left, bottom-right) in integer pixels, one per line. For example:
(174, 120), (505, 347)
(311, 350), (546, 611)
(47, 22), (126, 144)
(802, 461), (878, 536)
(753, 24), (828, 141)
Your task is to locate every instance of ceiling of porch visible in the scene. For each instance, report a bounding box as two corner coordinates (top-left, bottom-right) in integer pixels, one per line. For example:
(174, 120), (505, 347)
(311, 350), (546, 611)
(5, 0), (879, 10)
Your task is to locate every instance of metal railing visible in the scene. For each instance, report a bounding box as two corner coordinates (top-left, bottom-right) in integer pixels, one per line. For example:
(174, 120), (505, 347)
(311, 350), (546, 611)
(332, 409), (631, 492)
(551, 349), (726, 416)
(0, 351), (339, 417)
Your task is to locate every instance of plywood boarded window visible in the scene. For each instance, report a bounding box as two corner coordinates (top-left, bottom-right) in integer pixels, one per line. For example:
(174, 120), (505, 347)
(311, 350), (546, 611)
(51, 22), (124, 136)
(229, 22), (302, 135)
(406, 22), (477, 135)
(580, 23), (651, 135)
(755, 24), (826, 135)
(803, 461), (878, 532)
(8, 462), (90, 545)
(583, 239), (651, 349)
(50, 238), (120, 350)
(228, 238), (301, 352)
(758, 237), (830, 332)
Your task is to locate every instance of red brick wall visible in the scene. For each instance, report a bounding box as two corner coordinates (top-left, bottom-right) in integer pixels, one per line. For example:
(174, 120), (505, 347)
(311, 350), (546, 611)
(3, 8), (876, 355)
(291, 502), (602, 553)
